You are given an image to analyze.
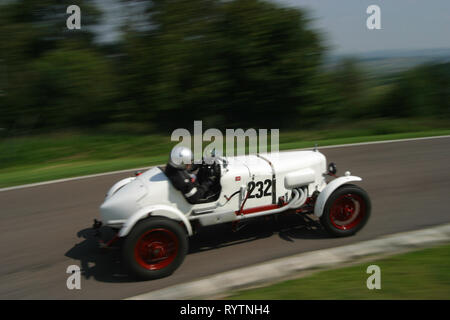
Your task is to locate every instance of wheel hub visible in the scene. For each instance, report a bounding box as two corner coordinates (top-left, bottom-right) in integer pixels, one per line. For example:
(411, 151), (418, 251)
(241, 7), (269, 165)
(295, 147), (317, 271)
(134, 229), (179, 270)
(147, 242), (168, 259)
(329, 194), (365, 230)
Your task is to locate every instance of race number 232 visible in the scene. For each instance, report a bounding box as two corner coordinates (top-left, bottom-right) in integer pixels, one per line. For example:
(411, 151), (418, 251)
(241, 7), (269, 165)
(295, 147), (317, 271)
(247, 179), (272, 198)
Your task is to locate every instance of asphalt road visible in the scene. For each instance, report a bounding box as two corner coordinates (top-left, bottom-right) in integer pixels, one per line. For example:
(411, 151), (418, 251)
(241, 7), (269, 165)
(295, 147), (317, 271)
(1, 137), (450, 299)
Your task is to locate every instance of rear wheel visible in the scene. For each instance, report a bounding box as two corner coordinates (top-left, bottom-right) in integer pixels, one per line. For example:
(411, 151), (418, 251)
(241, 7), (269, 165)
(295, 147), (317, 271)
(320, 184), (371, 237)
(122, 217), (188, 280)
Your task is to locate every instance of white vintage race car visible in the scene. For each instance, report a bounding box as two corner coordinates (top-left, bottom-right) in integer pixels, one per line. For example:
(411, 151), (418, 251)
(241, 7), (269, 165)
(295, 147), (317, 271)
(96, 149), (371, 280)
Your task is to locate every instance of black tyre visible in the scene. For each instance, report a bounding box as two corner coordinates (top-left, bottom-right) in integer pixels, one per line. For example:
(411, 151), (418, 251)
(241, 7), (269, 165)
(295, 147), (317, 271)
(320, 184), (371, 237)
(122, 217), (188, 280)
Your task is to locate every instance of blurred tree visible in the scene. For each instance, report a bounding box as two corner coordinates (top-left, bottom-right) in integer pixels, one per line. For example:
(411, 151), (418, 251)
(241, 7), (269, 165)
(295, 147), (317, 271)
(330, 58), (369, 119)
(214, 0), (324, 129)
(0, 0), (104, 131)
(4, 0), (445, 136)
(0, 0), (100, 60)
(377, 63), (450, 118)
(120, 0), (324, 130)
(29, 46), (117, 128)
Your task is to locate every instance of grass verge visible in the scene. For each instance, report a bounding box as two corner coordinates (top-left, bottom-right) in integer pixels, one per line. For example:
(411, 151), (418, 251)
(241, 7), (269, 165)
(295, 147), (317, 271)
(1, 118), (449, 188)
(227, 243), (450, 300)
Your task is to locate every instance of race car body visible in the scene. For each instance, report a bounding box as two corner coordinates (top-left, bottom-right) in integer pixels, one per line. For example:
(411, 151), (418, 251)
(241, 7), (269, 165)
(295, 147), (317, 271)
(97, 149), (371, 279)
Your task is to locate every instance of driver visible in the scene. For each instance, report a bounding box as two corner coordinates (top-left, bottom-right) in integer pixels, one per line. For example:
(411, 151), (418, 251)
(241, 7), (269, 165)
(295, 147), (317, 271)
(165, 146), (217, 203)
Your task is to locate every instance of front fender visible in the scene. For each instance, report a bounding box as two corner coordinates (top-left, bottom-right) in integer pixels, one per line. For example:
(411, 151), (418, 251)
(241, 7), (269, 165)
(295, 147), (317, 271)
(313, 176), (362, 218)
(118, 204), (193, 237)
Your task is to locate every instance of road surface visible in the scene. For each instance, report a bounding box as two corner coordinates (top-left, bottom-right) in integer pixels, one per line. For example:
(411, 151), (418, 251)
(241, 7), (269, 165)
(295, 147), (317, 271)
(1, 137), (449, 299)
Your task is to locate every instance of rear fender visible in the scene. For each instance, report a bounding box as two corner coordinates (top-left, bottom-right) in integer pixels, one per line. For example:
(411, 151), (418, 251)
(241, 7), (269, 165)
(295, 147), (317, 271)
(118, 205), (193, 237)
(105, 177), (135, 200)
(313, 176), (362, 218)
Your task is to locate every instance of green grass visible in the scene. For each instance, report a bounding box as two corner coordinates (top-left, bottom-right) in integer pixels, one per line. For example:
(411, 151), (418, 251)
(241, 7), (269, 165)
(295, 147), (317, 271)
(227, 243), (450, 300)
(0, 118), (449, 188)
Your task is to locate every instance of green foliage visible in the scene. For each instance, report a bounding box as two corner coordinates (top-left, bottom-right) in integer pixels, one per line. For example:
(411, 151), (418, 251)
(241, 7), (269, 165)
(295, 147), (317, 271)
(376, 63), (450, 118)
(119, 0), (323, 130)
(329, 58), (369, 118)
(29, 47), (117, 128)
(0, 0), (449, 136)
(0, 0), (104, 131)
(228, 243), (450, 300)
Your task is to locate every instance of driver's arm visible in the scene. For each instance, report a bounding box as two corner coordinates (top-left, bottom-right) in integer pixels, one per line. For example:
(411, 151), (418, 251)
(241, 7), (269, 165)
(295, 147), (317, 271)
(166, 164), (214, 202)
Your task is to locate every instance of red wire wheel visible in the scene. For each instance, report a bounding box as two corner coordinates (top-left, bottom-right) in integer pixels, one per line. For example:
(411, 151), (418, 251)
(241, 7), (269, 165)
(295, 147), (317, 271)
(321, 184), (371, 237)
(134, 228), (179, 270)
(123, 218), (188, 280)
(329, 194), (366, 230)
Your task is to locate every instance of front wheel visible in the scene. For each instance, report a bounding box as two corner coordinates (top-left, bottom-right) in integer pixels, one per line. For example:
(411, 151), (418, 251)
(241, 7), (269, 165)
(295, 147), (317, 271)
(320, 184), (371, 237)
(122, 217), (188, 280)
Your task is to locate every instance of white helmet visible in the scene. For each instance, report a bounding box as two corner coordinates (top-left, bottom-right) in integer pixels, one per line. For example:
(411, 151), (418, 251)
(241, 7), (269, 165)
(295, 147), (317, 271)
(169, 146), (193, 169)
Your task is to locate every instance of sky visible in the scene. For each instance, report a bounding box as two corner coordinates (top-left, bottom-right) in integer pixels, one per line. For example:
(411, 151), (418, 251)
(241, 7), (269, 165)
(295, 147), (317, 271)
(94, 0), (450, 55)
(277, 0), (450, 54)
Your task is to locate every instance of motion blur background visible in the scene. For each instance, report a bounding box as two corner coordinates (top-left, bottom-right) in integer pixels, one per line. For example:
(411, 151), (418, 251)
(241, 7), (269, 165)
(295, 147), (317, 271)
(1, 1), (450, 300)
(0, 0), (449, 186)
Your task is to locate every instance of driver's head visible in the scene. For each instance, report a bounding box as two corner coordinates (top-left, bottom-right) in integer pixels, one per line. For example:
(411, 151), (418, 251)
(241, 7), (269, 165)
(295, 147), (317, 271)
(169, 146), (193, 170)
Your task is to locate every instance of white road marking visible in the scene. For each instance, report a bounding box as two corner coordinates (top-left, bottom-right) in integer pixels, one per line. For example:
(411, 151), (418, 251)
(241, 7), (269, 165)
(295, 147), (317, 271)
(0, 166), (151, 192)
(1, 134), (449, 192)
(307, 134), (450, 150)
